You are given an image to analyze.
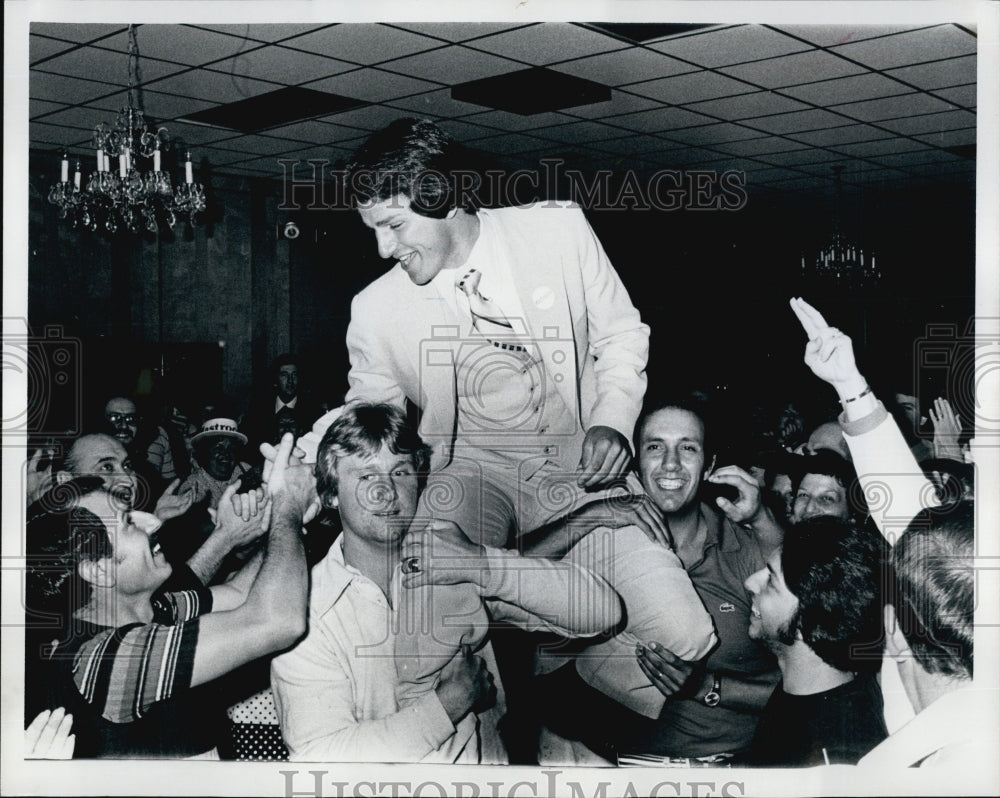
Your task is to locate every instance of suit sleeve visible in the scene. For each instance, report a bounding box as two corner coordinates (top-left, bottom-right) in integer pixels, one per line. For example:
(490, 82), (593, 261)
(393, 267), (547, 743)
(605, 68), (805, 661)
(296, 288), (408, 463)
(566, 206), (650, 443)
(840, 402), (940, 542)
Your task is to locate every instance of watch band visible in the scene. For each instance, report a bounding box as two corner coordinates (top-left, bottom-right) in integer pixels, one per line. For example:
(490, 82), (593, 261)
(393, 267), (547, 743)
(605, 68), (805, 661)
(703, 674), (722, 708)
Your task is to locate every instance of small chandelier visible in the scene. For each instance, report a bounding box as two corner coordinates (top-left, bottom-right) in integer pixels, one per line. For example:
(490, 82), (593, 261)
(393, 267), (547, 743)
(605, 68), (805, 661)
(800, 165), (880, 289)
(47, 24), (206, 235)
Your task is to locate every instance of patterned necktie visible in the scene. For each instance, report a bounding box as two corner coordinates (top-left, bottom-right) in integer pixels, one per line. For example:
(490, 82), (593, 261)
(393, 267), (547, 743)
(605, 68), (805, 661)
(456, 268), (525, 351)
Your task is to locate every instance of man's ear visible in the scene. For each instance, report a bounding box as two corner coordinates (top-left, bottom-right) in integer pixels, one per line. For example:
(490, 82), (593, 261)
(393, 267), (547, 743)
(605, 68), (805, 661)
(884, 603), (911, 659)
(78, 558), (114, 589)
(55, 470), (73, 486)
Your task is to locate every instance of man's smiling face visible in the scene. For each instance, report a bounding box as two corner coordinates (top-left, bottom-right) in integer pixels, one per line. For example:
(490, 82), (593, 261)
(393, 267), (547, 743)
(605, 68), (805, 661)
(358, 194), (460, 286)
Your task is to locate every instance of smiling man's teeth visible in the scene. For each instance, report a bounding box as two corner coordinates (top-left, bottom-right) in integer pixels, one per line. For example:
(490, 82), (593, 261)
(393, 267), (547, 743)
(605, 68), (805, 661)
(656, 478), (686, 490)
(398, 253), (415, 266)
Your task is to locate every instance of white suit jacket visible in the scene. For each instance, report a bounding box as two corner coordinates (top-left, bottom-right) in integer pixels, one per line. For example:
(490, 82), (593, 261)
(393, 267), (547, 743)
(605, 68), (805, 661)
(303, 202), (649, 471)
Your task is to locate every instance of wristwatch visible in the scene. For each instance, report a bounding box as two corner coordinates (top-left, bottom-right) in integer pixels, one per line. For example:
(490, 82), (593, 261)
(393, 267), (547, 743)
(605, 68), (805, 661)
(703, 674), (722, 708)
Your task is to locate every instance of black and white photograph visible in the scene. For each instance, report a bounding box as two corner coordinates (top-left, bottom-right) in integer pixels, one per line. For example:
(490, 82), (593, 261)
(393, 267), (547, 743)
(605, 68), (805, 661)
(3, 0), (998, 795)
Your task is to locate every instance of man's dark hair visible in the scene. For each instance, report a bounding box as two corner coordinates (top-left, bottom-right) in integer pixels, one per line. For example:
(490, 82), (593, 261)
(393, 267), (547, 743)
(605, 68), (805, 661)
(272, 353), (299, 377)
(791, 449), (857, 494)
(891, 501), (974, 680)
(26, 477), (115, 625)
(781, 516), (890, 673)
(315, 403), (432, 509)
(345, 118), (478, 219)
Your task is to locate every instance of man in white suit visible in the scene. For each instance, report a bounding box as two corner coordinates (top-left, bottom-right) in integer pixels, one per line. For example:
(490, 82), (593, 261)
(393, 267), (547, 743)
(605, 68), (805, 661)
(290, 119), (714, 761)
(305, 118), (657, 548)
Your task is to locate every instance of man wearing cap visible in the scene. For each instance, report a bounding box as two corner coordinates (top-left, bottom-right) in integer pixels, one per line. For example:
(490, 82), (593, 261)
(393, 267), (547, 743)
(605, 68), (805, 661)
(179, 418), (256, 511)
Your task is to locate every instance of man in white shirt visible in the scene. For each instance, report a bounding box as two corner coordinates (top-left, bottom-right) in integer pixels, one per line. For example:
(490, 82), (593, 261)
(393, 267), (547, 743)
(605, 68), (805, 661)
(270, 402), (621, 763)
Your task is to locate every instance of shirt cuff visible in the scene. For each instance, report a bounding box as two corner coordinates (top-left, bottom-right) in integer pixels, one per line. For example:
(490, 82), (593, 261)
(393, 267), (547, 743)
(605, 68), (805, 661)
(839, 401), (889, 437)
(410, 689), (457, 748)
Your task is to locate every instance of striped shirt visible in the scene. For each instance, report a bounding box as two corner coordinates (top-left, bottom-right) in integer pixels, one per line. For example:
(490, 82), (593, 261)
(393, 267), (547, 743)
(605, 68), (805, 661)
(72, 588), (210, 724)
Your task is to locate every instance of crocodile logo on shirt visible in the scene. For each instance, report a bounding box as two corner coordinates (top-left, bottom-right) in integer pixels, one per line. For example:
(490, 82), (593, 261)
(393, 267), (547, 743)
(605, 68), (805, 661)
(719, 602), (736, 613)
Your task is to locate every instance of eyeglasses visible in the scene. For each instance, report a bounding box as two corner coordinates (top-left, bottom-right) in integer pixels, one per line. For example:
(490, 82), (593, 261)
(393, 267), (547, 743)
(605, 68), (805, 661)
(106, 412), (139, 425)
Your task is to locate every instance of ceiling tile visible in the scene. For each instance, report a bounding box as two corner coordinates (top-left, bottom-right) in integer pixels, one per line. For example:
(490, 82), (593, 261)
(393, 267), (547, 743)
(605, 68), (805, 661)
(30, 72), (118, 104)
(742, 166), (806, 183)
(211, 133), (317, 156)
(832, 139), (931, 157)
(264, 119), (363, 145)
(627, 71), (755, 104)
(757, 148), (842, 166)
(191, 24), (330, 43)
(316, 104), (414, 131)
(914, 128), (976, 148)
(30, 23), (126, 43)
(720, 50), (865, 89)
(437, 119), (506, 142)
(551, 47), (695, 87)
(34, 46), (187, 85)
(96, 25), (254, 67)
(742, 108), (851, 134)
(932, 84), (976, 108)
(774, 25), (931, 48)
(789, 124), (895, 146)
(29, 35), (78, 64)
(586, 135), (679, 156)
(151, 121), (240, 147)
(461, 109), (576, 131)
(877, 110), (977, 136)
(366, 88), (483, 118)
(96, 89), (218, 122)
(207, 46), (355, 86)
(468, 22), (626, 65)
(29, 99), (64, 118)
(871, 150), (967, 168)
(393, 23), (527, 44)
(30, 121), (93, 148)
(885, 55), (976, 90)
(28, 105), (123, 132)
(561, 90), (661, 119)
(383, 46), (520, 84)
(279, 24), (443, 65)
(527, 120), (629, 145)
(303, 68), (438, 103)
(649, 25), (811, 67)
(613, 106), (716, 133)
(144, 69), (280, 105)
(713, 137), (811, 156)
(467, 132), (551, 154)
(683, 92), (809, 120)
(658, 123), (766, 146)
(830, 26), (977, 71)
(833, 92), (955, 121)
(780, 73), (913, 106)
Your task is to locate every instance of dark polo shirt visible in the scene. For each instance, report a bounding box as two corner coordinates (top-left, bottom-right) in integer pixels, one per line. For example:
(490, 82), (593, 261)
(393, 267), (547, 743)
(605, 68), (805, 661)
(617, 505), (779, 758)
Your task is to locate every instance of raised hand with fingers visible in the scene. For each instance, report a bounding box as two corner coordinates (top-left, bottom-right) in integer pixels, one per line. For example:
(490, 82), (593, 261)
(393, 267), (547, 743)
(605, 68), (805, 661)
(789, 297), (864, 389)
(929, 397), (964, 461)
(25, 707), (75, 759)
(154, 478), (195, 522)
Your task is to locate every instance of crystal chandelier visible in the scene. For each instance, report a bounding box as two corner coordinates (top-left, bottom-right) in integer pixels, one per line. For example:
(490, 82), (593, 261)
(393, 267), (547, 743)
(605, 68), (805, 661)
(47, 25), (206, 235)
(800, 165), (880, 289)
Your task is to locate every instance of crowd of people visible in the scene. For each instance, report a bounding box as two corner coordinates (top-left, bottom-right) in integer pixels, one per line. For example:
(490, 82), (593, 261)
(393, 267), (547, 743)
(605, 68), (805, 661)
(23, 119), (982, 770)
